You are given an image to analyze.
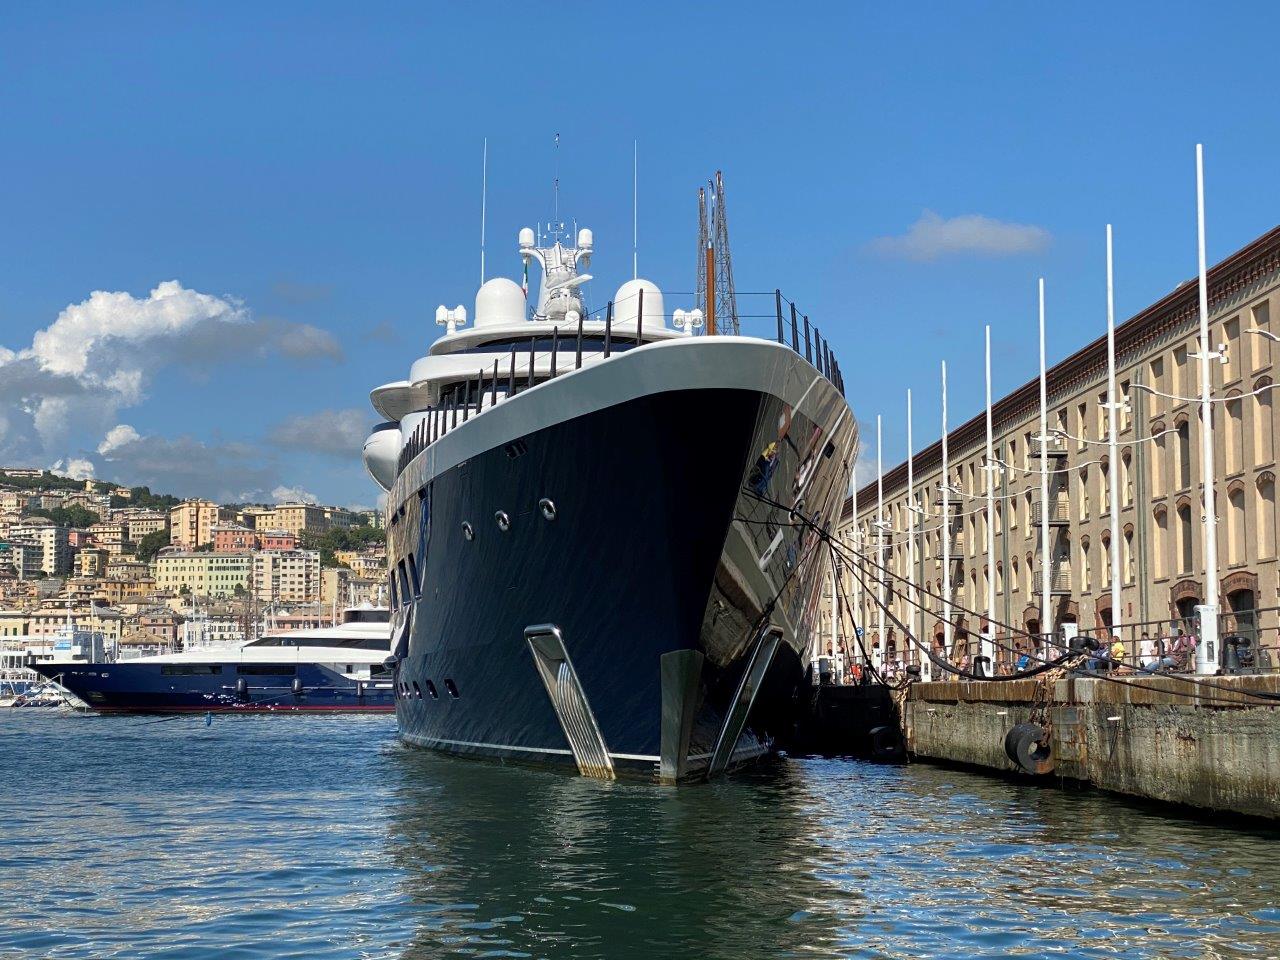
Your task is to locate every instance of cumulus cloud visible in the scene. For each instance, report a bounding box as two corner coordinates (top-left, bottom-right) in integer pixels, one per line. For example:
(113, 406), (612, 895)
(98, 424), (141, 457)
(868, 210), (1050, 262)
(272, 485), (319, 504)
(0, 280), (342, 467)
(51, 457), (95, 480)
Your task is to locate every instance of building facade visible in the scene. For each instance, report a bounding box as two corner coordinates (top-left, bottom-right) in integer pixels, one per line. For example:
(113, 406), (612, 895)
(153, 552), (252, 597)
(845, 225), (1280, 667)
(168, 500), (233, 548)
(252, 549), (321, 602)
(5, 521), (71, 576)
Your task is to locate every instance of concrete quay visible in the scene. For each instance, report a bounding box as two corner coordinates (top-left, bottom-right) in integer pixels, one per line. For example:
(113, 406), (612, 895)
(903, 674), (1280, 819)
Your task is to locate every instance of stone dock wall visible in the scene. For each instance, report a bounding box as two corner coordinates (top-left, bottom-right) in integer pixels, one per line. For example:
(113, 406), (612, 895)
(904, 674), (1280, 818)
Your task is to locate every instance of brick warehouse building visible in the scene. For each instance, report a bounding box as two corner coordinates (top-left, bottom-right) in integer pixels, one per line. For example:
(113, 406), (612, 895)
(844, 224), (1280, 668)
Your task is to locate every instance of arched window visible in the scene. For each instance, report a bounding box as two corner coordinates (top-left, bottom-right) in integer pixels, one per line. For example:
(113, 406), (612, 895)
(1177, 419), (1192, 490)
(1153, 506), (1169, 580)
(1081, 536), (1092, 593)
(1258, 474), (1276, 560)
(1151, 423), (1167, 497)
(1100, 459), (1112, 514)
(1254, 379), (1274, 464)
(1122, 450), (1134, 507)
(1123, 524), (1135, 584)
(1226, 395), (1244, 475)
(1011, 556), (1020, 592)
(1078, 466), (1090, 520)
(1228, 483), (1246, 566)
(1177, 500), (1194, 573)
(1101, 531), (1112, 586)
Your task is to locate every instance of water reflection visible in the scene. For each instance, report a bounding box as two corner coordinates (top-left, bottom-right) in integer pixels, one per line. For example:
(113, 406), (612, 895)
(385, 750), (853, 958)
(4, 714), (1280, 960)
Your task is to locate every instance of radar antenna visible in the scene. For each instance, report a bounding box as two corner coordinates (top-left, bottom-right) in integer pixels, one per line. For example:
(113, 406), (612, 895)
(696, 187), (709, 319)
(710, 171), (740, 335)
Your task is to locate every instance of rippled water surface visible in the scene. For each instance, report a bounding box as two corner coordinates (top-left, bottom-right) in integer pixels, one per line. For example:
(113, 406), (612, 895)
(2, 713), (1279, 959)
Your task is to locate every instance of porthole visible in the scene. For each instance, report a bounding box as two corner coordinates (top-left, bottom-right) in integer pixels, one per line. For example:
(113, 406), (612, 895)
(539, 498), (557, 521)
(462, 521), (474, 541)
(425, 680), (439, 700)
(412, 681), (422, 700)
(444, 678), (460, 699)
(495, 511), (511, 532)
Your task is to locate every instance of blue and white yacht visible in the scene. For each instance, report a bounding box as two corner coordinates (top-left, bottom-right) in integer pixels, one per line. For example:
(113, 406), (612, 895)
(36, 605), (393, 714)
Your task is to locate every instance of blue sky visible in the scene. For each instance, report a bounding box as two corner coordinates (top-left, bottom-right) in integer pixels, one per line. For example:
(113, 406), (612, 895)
(1, 2), (1278, 507)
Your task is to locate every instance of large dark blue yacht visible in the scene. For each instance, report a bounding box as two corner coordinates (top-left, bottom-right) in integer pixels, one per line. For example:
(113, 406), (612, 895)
(363, 217), (856, 781)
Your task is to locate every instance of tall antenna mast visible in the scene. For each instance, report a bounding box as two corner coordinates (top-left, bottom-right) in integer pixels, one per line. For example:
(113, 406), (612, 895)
(553, 132), (560, 225)
(696, 187), (709, 311)
(632, 139), (638, 280)
(711, 171), (739, 335)
(479, 137), (488, 285)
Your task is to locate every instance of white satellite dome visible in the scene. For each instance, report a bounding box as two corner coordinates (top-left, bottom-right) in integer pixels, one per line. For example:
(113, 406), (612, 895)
(362, 422), (401, 492)
(475, 277), (527, 328)
(612, 279), (664, 333)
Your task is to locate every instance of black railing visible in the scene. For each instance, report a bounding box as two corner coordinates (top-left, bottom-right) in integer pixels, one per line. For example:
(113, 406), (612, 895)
(395, 287), (845, 478)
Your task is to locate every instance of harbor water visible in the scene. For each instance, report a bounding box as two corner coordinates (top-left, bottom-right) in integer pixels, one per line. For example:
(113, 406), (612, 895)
(2, 714), (1279, 959)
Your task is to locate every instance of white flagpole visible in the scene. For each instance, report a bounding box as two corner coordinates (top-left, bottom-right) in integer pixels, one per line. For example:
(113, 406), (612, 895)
(941, 362), (952, 662)
(876, 414), (886, 674)
(908, 388), (924, 680)
(480, 138), (488, 286)
(1195, 143), (1221, 675)
(984, 324), (997, 676)
(1107, 225), (1123, 648)
(1039, 278), (1053, 656)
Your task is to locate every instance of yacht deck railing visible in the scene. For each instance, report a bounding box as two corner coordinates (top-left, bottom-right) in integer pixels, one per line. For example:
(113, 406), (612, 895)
(396, 289), (843, 476)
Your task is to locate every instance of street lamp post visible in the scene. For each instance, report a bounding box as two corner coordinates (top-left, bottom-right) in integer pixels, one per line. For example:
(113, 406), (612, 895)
(1038, 278), (1053, 657)
(875, 414), (886, 674)
(983, 325), (997, 676)
(1106, 225), (1123, 648)
(1194, 143), (1221, 675)
(941, 361), (953, 663)
(908, 388), (926, 680)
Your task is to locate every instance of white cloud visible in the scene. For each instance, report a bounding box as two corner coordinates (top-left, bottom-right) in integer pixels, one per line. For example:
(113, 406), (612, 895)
(272, 485), (319, 505)
(869, 210), (1050, 262)
(98, 424), (141, 457)
(0, 280), (343, 467)
(51, 457), (95, 480)
(31, 280), (247, 378)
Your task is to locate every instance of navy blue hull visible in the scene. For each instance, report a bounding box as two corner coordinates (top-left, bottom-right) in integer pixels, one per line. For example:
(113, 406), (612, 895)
(386, 383), (853, 778)
(34, 662), (395, 714)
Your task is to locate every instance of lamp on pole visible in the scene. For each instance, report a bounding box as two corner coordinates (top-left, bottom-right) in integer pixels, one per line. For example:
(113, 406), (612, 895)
(1194, 143), (1221, 675)
(1106, 225), (1124, 646)
(983, 324), (997, 676)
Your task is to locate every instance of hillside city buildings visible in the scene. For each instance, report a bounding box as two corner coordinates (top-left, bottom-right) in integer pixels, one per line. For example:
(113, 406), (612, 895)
(843, 224), (1280, 670)
(0, 480), (385, 655)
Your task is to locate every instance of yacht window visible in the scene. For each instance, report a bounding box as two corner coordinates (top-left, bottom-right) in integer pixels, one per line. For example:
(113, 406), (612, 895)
(236, 664), (297, 675)
(425, 679), (439, 699)
(160, 664), (222, 676)
(397, 563), (411, 607)
(444, 678), (459, 699)
(407, 553), (420, 598)
(412, 681), (422, 699)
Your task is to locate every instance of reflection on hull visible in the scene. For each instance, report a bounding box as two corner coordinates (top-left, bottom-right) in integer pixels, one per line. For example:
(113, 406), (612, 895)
(389, 376), (854, 779)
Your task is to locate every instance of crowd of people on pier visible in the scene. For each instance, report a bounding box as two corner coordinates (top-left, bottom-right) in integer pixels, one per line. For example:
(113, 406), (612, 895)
(823, 616), (1273, 685)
